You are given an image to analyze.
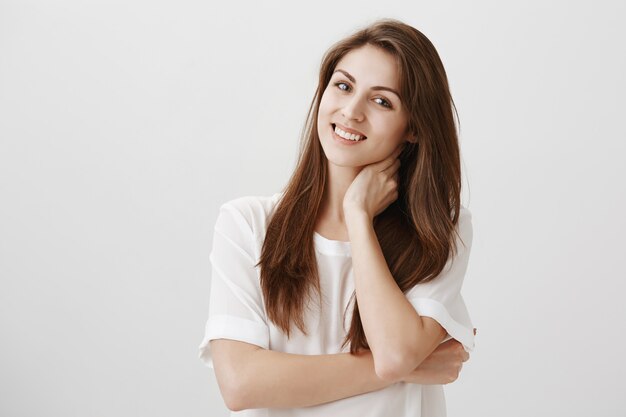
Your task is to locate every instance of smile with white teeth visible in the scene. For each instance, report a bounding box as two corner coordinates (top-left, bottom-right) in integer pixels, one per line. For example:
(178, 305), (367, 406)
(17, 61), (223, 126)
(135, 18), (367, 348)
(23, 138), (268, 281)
(333, 124), (366, 141)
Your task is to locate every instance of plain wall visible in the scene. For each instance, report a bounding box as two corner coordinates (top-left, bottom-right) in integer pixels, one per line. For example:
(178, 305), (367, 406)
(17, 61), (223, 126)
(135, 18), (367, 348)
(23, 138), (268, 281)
(1, 0), (625, 416)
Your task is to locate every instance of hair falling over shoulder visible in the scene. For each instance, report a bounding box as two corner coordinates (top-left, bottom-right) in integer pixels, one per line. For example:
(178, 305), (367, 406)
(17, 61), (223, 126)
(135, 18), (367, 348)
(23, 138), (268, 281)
(256, 18), (466, 354)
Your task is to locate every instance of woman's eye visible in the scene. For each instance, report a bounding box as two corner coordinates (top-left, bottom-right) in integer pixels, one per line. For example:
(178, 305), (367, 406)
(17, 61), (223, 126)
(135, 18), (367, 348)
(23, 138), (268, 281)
(374, 97), (392, 109)
(333, 81), (393, 109)
(334, 81), (350, 92)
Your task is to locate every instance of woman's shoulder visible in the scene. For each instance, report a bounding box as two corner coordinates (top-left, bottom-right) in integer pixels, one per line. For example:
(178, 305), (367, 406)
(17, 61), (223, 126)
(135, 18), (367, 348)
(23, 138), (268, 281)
(458, 204), (472, 222)
(218, 191), (284, 236)
(455, 204), (473, 248)
(220, 191), (283, 215)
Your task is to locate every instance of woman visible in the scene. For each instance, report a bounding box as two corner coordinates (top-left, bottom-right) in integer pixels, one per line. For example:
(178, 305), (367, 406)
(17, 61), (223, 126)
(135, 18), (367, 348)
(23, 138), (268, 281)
(199, 18), (477, 416)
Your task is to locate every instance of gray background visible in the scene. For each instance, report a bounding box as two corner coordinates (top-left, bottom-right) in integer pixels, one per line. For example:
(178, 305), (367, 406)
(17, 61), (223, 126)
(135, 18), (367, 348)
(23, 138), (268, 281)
(1, 0), (625, 416)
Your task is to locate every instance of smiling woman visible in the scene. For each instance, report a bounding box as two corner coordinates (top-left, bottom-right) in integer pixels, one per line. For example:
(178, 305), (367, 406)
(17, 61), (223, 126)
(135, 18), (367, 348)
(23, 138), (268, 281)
(199, 18), (476, 417)
(318, 44), (413, 164)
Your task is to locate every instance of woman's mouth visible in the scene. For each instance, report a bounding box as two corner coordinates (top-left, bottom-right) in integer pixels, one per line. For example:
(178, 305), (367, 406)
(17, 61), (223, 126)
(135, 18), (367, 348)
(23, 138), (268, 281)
(331, 123), (367, 144)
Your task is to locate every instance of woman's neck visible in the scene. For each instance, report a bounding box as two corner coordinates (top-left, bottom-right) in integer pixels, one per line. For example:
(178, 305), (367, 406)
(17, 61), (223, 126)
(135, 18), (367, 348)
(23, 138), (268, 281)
(315, 163), (363, 238)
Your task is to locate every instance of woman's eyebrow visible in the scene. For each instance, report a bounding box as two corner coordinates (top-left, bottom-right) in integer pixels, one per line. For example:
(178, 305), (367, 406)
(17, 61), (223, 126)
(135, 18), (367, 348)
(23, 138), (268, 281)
(333, 69), (400, 98)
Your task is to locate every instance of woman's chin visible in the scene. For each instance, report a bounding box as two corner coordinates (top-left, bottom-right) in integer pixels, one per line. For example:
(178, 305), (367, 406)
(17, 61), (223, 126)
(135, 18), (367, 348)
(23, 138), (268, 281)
(324, 154), (367, 169)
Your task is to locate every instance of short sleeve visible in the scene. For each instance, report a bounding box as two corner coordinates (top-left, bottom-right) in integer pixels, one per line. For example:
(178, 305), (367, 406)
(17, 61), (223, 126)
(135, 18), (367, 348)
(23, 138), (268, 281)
(198, 202), (270, 369)
(405, 207), (476, 352)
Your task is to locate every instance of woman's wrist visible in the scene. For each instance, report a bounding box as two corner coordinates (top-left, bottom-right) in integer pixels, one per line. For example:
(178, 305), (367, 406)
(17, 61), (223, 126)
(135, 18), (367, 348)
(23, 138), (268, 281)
(343, 205), (372, 232)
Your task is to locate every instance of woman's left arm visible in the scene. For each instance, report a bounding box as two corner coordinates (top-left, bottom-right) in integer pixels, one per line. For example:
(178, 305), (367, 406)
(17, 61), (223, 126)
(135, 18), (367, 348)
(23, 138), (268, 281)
(345, 210), (448, 383)
(342, 143), (449, 382)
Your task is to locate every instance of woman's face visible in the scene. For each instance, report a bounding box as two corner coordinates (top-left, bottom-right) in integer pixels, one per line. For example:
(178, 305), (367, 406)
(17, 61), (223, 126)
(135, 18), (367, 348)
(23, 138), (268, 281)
(317, 44), (411, 168)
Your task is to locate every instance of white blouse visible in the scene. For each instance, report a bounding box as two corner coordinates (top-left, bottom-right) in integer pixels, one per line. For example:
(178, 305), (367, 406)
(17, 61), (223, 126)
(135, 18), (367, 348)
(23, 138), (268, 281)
(198, 192), (476, 416)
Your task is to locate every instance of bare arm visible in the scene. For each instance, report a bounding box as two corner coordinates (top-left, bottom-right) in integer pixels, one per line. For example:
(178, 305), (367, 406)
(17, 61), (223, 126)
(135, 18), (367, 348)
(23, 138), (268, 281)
(210, 334), (474, 411)
(211, 339), (395, 411)
(400, 332), (473, 385)
(342, 146), (450, 381)
(345, 209), (447, 381)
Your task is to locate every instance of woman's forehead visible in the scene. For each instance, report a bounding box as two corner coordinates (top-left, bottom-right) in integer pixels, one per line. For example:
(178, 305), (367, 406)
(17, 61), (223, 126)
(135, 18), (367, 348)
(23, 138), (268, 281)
(334, 45), (400, 89)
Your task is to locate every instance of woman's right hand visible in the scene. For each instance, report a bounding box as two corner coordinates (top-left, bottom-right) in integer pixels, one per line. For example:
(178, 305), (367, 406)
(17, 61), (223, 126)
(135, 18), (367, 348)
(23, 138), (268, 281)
(400, 328), (476, 385)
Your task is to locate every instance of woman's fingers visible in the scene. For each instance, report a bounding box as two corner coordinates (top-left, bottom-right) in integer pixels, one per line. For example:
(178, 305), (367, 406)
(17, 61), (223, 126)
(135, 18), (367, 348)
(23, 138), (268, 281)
(383, 157), (401, 175)
(377, 143), (406, 171)
(387, 143), (403, 161)
(390, 143), (405, 164)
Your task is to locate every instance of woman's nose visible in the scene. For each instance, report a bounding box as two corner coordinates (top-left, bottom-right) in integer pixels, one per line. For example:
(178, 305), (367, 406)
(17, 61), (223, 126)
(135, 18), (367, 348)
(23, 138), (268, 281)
(341, 95), (365, 122)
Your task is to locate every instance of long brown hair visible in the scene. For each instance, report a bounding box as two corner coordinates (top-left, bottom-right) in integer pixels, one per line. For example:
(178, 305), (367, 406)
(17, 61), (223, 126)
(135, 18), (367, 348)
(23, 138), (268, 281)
(256, 18), (467, 354)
